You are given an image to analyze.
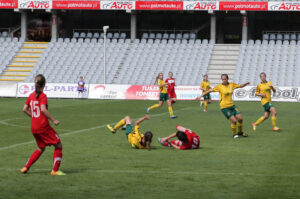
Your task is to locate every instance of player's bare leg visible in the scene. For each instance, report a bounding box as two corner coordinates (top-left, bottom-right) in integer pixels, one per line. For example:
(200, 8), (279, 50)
(270, 107), (280, 131)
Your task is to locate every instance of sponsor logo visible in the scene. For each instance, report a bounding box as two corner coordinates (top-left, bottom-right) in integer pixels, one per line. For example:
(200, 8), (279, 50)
(19, 0), (51, 9)
(136, 1), (183, 10)
(52, 1), (100, 9)
(125, 85), (160, 100)
(18, 85), (30, 95)
(93, 85), (118, 99)
(101, 1), (134, 10)
(269, 2), (300, 11)
(184, 1), (217, 10)
(0, 0), (18, 8)
(219, 1), (268, 11)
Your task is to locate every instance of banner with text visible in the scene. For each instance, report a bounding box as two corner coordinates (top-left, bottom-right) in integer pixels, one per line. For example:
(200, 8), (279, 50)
(17, 83), (89, 98)
(219, 1), (268, 11)
(268, 1), (300, 11)
(0, 0), (18, 8)
(18, 0), (52, 9)
(135, 1), (183, 10)
(183, 1), (218, 11)
(52, 0), (100, 9)
(101, 1), (135, 10)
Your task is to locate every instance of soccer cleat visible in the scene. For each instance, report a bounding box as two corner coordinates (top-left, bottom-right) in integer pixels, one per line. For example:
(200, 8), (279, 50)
(170, 115), (177, 119)
(146, 107), (150, 113)
(204, 110), (207, 113)
(238, 132), (248, 137)
(20, 167), (28, 174)
(106, 125), (116, 134)
(157, 137), (165, 146)
(233, 135), (239, 139)
(272, 127), (281, 132)
(51, 170), (66, 176)
(252, 123), (257, 132)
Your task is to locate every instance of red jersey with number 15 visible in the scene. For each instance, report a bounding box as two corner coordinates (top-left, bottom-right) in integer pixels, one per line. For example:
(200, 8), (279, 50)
(165, 78), (175, 93)
(180, 129), (200, 150)
(25, 92), (50, 134)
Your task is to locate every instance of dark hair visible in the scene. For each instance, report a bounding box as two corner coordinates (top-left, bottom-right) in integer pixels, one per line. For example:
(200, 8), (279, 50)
(144, 131), (153, 150)
(176, 131), (188, 143)
(35, 74), (46, 99)
(221, 74), (229, 80)
(260, 72), (266, 77)
(154, 73), (163, 85)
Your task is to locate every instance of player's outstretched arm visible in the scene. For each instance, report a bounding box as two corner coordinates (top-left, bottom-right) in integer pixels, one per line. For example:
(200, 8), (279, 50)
(196, 88), (213, 100)
(23, 104), (31, 117)
(240, 82), (250, 88)
(161, 133), (177, 143)
(176, 125), (187, 132)
(135, 114), (150, 126)
(169, 142), (180, 149)
(269, 85), (276, 92)
(41, 104), (60, 126)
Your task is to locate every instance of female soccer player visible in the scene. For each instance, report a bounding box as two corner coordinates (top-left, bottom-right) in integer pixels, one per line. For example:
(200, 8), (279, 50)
(197, 74), (250, 138)
(158, 125), (200, 150)
(200, 74), (211, 112)
(106, 115), (153, 150)
(165, 72), (177, 105)
(252, 72), (280, 131)
(77, 76), (85, 98)
(21, 74), (65, 175)
(147, 73), (177, 119)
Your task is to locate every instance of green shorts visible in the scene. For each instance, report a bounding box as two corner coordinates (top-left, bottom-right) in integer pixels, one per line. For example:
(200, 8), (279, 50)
(125, 124), (133, 138)
(203, 93), (211, 100)
(263, 102), (273, 112)
(221, 105), (241, 119)
(160, 93), (169, 102)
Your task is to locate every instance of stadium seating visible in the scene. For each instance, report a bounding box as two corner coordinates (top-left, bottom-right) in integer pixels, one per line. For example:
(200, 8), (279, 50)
(73, 32), (127, 40)
(24, 38), (214, 85)
(234, 40), (300, 87)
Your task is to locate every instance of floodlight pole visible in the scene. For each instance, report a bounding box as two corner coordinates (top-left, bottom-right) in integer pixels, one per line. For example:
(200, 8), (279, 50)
(103, 26), (109, 84)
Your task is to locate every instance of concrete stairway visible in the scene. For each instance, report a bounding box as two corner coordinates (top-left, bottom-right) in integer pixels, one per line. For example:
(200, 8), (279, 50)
(207, 44), (240, 86)
(0, 42), (48, 82)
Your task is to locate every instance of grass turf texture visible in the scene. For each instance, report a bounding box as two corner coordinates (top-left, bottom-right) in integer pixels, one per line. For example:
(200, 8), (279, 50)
(0, 98), (299, 199)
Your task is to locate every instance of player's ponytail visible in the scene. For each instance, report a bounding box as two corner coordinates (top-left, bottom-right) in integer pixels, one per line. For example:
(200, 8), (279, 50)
(35, 74), (46, 99)
(176, 131), (188, 143)
(144, 131), (153, 151)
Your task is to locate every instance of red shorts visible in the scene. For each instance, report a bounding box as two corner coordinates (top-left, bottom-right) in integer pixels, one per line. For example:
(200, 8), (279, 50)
(168, 91), (177, 99)
(33, 127), (60, 148)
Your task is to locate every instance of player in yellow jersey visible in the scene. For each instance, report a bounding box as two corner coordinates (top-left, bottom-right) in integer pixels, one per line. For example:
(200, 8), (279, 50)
(106, 114), (153, 150)
(200, 74), (212, 112)
(252, 72), (280, 132)
(197, 74), (250, 138)
(147, 73), (177, 119)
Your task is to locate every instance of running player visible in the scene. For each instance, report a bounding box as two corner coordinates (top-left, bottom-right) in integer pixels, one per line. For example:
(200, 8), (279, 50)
(165, 72), (177, 105)
(106, 115), (153, 150)
(197, 74), (250, 138)
(77, 76), (85, 98)
(158, 125), (200, 150)
(252, 72), (280, 132)
(200, 74), (211, 112)
(147, 73), (177, 119)
(21, 74), (65, 175)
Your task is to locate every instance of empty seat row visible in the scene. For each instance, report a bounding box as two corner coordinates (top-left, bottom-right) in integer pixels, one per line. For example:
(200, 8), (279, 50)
(142, 32), (196, 40)
(73, 32), (126, 39)
(263, 33), (300, 41)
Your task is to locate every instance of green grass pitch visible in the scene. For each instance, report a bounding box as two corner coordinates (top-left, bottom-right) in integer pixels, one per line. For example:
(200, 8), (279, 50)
(0, 98), (299, 199)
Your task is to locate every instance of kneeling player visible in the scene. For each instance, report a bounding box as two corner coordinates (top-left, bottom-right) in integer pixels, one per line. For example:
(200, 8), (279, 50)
(107, 115), (153, 150)
(158, 125), (200, 150)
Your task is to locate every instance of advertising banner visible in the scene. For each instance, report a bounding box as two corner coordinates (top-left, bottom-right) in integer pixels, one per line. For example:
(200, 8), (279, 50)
(183, 1), (218, 11)
(135, 1), (183, 10)
(219, 1), (268, 11)
(101, 1), (135, 10)
(0, 82), (17, 97)
(0, 0), (18, 8)
(88, 84), (129, 99)
(18, 0), (52, 9)
(268, 1), (300, 11)
(233, 86), (300, 102)
(17, 83), (89, 98)
(52, 0), (100, 9)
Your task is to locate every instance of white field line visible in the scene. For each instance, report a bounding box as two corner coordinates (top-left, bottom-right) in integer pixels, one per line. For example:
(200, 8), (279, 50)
(0, 167), (298, 177)
(0, 107), (192, 151)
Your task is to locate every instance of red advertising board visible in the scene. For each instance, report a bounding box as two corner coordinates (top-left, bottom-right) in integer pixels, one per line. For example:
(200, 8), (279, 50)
(52, 0), (100, 10)
(219, 1), (268, 11)
(0, 0), (18, 8)
(136, 1), (183, 10)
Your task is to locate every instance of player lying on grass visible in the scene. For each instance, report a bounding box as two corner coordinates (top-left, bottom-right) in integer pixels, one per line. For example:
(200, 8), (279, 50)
(21, 74), (65, 176)
(107, 115), (153, 150)
(197, 74), (250, 138)
(252, 72), (280, 132)
(158, 125), (200, 150)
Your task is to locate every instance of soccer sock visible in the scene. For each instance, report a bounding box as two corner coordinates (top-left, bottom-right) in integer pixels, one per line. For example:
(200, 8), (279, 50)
(149, 104), (159, 111)
(52, 148), (62, 172)
(237, 122), (243, 133)
(163, 142), (170, 147)
(255, 117), (265, 125)
(25, 149), (43, 169)
(168, 106), (174, 117)
(203, 101), (208, 110)
(113, 119), (126, 131)
(272, 116), (277, 127)
(171, 100), (176, 105)
(231, 124), (237, 135)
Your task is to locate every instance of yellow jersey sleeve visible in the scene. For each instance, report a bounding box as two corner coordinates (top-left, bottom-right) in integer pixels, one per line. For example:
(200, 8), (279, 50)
(134, 125), (140, 135)
(212, 85), (220, 92)
(256, 84), (261, 94)
(232, 83), (241, 90)
(158, 79), (167, 93)
(200, 82), (204, 89)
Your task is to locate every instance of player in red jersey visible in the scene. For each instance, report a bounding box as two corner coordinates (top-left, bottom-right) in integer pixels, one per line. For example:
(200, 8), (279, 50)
(158, 125), (200, 150)
(20, 74), (65, 176)
(165, 72), (177, 104)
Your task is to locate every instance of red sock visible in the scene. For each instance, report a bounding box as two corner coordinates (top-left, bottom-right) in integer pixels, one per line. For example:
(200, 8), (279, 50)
(171, 100), (176, 105)
(25, 149), (43, 169)
(163, 142), (170, 147)
(52, 148), (62, 172)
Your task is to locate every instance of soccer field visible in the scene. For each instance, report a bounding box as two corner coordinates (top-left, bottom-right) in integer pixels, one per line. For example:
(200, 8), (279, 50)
(0, 98), (299, 199)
